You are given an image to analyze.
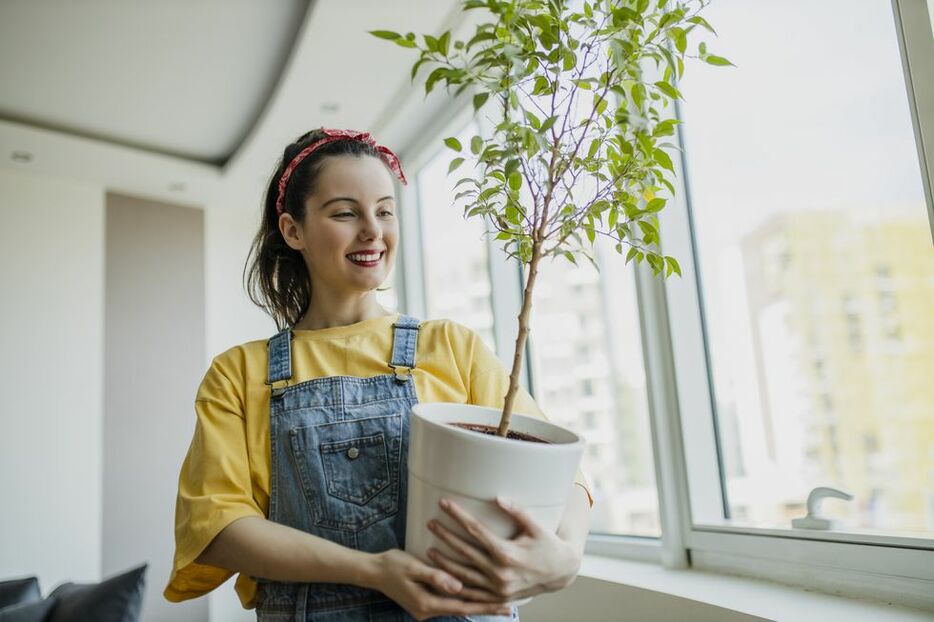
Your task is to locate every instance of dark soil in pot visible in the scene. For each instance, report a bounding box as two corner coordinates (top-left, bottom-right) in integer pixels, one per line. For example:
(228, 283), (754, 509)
(448, 422), (550, 444)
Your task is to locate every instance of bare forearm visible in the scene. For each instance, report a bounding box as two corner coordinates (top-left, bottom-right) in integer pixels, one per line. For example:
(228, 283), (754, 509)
(548, 484), (591, 589)
(557, 484), (592, 556)
(195, 516), (381, 588)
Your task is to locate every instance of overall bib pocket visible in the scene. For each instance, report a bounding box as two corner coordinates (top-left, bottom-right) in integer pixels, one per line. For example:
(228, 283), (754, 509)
(288, 413), (402, 531)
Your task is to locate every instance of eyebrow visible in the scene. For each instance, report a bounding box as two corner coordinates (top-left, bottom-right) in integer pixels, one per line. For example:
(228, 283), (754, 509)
(320, 196), (395, 209)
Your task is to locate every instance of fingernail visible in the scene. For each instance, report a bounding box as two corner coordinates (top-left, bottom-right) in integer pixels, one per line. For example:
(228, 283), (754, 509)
(497, 496), (513, 509)
(439, 498), (451, 509)
(427, 519), (436, 529)
(446, 579), (462, 592)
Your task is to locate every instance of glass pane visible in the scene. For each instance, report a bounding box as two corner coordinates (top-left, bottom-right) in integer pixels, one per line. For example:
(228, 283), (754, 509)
(417, 121), (496, 349)
(678, 0), (934, 534)
(529, 246), (660, 537)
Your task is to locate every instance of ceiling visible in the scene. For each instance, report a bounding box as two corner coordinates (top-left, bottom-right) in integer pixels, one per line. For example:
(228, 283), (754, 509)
(0, 0), (464, 206)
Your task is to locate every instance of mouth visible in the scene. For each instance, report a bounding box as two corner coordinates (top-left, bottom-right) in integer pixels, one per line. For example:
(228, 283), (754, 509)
(346, 251), (385, 267)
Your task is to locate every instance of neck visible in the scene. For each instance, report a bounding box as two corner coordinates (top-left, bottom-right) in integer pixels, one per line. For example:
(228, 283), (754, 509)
(294, 295), (391, 331)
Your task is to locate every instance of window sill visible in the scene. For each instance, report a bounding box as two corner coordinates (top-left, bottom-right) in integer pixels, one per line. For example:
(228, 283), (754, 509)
(576, 555), (933, 621)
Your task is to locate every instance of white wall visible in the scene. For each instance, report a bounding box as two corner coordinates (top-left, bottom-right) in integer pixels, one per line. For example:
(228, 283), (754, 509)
(0, 168), (105, 593)
(202, 198), (275, 622)
(103, 193), (207, 622)
(204, 196), (275, 358)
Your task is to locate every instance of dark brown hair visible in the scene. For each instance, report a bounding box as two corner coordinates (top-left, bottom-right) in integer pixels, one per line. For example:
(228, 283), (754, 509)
(243, 129), (392, 330)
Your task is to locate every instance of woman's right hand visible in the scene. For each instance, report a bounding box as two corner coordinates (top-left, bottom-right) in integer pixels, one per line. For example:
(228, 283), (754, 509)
(371, 549), (512, 621)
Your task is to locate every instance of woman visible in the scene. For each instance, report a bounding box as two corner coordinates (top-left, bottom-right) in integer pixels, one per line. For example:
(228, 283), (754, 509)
(164, 128), (593, 621)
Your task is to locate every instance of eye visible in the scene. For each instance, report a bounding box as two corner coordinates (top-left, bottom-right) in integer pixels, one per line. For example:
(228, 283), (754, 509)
(379, 210), (394, 217)
(333, 212), (354, 218)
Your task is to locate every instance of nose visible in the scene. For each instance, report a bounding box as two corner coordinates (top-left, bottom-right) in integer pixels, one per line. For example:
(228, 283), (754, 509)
(359, 212), (383, 242)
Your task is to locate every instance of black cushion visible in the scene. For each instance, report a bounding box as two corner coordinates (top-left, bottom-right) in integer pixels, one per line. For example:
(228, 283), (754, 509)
(0, 578), (40, 610)
(46, 564), (147, 622)
(0, 597), (57, 622)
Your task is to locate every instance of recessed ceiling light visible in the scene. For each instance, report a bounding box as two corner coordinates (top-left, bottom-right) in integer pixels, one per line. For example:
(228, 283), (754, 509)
(11, 151), (32, 163)
(168, 182), (186, 192)
(321, 102), (340, 113)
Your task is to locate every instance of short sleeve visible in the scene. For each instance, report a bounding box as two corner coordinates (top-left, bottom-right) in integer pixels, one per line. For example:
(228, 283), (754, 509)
(163, 358), (264, 603)
(464, 327), (594, 508)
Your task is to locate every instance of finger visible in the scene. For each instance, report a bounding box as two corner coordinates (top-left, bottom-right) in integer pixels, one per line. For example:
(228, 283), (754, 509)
(456, 584), (513, 604)
(428, 518), (496, 573)
(428, 547), (493, 591)
(409, 557), (463, 595)
(438, 498), (508, 557)
(496, 496), (543, 538)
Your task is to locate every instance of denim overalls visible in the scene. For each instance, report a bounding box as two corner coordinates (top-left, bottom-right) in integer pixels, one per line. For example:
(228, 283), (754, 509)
(254, 314), (518, 622)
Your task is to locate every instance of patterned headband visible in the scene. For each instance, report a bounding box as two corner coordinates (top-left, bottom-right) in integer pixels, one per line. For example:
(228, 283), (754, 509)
(275, 127), (408, 216)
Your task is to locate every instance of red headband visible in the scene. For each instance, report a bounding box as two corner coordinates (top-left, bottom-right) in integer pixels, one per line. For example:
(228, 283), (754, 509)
(275, 128), (408, 216)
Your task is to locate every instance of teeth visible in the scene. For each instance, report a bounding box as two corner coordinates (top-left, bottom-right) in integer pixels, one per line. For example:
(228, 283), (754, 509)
(348, 252), (381, 262)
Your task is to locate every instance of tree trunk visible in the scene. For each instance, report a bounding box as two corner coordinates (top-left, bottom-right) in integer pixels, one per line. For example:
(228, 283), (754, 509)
(497, 241), (543, 437)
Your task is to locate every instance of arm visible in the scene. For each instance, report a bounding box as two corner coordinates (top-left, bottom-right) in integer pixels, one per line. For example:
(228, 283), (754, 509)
(195, 515), (376, 585)
(546, 483), (592, 590)
(195, 516), (514, 620)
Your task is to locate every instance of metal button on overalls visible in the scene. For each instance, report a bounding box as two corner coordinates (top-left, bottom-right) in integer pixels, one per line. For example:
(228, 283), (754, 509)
(347, 447), (359, 459)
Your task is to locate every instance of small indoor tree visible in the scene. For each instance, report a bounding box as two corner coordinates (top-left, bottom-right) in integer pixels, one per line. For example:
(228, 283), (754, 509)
(372, 0), (730, 438)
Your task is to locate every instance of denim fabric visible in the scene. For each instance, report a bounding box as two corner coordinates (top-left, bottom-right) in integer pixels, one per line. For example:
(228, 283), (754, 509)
(254, 315), (517, 622)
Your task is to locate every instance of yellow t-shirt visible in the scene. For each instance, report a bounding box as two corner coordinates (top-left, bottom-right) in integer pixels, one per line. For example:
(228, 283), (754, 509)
(164, 313), (592, 609)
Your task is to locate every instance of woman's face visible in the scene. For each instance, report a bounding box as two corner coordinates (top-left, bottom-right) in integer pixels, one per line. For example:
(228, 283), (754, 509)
(290, 155), (398, 297)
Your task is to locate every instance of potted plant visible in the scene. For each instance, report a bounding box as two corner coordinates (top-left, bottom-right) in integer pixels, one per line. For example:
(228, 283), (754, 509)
(371, 0), (728, 574)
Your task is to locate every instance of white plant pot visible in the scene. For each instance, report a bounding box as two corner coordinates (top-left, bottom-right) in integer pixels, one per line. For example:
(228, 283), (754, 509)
(404, 402), (585, 605)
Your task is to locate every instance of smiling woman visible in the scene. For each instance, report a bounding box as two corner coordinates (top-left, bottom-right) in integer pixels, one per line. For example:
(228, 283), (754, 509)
(164, 127), (593, 621)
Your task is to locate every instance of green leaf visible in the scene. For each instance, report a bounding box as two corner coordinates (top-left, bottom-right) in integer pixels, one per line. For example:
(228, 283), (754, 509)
(587, 139), (601, 159)
(443, 137), (462, 152)
(654, 81), (681, 100)
(540, 115), (558, 133)
(369, 30), (402, 41)
(423, 34), (439, 53)
(473, 92), (490, 112)
(438, 31), (451, 56)
(470, 135), (483, 155)
(653, 148), (674, 173)
(670, 27), (687, 54)
(688, 16), (717, 34)
(394, 38), (418, 49)
(508, 171), (522, 191)
(646, 198), (666, 212)
(448, 157), (465, 174)
(705, 55), (734, 67)
(533, 76), (550, 95)
(631, 83), (645, 111)
(626, 247), (640, 264)
(425, 67), (446, 93)
(563, 250), (579, 266)
(665, 256), (682, 276)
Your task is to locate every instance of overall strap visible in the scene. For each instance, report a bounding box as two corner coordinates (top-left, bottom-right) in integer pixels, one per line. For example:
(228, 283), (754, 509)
(266, 328), (293, 395)
(389, 314), (421, 382)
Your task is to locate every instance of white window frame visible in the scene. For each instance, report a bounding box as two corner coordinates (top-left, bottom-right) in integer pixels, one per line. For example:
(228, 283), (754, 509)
(382, 0), (934, 609)
(636, 0), (934, 609)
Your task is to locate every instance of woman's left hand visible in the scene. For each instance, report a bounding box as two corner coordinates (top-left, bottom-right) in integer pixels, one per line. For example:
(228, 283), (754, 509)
(425, 497), (582, 603)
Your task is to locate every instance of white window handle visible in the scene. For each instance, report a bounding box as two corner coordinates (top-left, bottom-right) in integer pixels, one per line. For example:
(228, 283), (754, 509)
(791, 486), (854, 530)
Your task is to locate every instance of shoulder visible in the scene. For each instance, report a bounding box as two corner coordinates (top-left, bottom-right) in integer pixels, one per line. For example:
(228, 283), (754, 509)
(417, 317), (481, 352)
(196, 338), (269, 402)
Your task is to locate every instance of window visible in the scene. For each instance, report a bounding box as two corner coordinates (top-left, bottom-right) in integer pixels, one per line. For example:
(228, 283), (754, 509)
(415, 121), (496, 349)
(673, 0), (934, 536)
(528, 245), (660, 538)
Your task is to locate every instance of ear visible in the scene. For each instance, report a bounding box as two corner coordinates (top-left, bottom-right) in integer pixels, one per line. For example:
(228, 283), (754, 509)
(279, 213), (305, 251)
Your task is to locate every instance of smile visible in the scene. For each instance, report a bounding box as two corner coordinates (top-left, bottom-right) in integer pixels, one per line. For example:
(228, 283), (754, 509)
(346, 251), (384, 267)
